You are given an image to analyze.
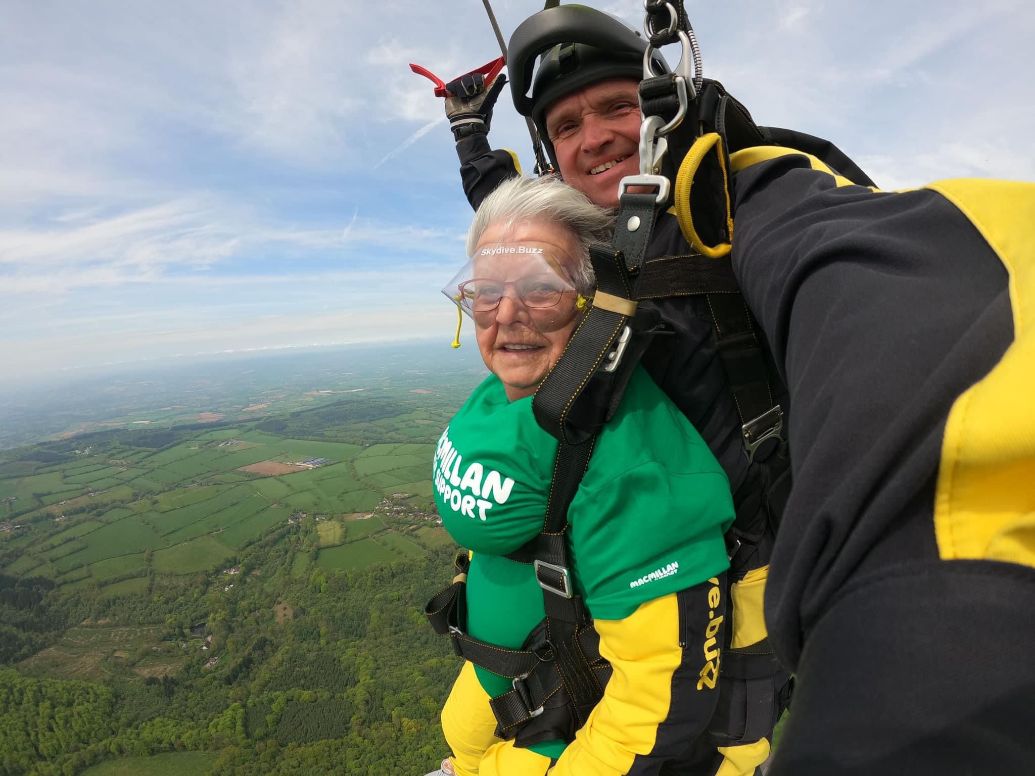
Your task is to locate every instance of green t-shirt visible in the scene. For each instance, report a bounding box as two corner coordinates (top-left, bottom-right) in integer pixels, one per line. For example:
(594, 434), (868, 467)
(432, 367), (733, 749)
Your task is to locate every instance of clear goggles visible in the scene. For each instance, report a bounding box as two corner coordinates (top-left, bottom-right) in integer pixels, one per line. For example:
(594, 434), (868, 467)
(441, 243), (589, 347)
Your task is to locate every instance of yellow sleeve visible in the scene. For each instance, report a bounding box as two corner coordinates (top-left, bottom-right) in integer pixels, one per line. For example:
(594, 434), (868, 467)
(442, 661), (501, 776)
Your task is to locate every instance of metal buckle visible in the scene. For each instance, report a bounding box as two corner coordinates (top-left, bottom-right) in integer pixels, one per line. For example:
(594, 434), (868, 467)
(620, 174), (671, 205)
(726, 535), (742, 562)
(742, 405), (784, 463)
(512, 674), (545, 719)
(534, 559), (573, 599)
(447, 624), (465, 657)
(603, 326), (632, 373)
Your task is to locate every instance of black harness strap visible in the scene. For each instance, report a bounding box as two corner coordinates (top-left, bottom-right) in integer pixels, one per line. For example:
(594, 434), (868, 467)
(705, 292), (782, 462)
(531, 244), (639, 446)
(634, 253), (740, 298)
(635, 252), (784, 465)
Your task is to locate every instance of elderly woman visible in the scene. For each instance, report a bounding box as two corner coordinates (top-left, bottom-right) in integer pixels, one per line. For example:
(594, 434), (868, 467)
(429, 176), (735, 776)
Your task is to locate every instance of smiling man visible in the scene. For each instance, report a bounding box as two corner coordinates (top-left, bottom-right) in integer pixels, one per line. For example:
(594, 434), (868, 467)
(540, 77), (641, 208)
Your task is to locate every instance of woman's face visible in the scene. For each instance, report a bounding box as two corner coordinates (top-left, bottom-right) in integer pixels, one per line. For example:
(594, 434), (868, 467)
(471, 219), (584, 401)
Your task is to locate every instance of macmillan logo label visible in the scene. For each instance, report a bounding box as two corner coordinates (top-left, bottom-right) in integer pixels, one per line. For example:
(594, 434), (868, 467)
(629, 561), (680, 589)
(433, 428), (515, 521)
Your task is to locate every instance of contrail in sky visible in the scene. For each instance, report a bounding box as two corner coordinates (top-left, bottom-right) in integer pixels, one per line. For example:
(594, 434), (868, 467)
(373, 116), (446, 170)
(342, 206), (359, 241)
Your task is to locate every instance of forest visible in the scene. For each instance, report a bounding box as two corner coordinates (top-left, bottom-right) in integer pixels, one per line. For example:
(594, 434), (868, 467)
(1, 547), (458, 774)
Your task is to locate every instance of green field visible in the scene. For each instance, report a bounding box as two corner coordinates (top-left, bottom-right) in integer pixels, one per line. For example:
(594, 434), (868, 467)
(374, 531), (424, 557)
(18, 624), (165, 681)
(1, 392), (447, 593)
(99, 577), (150, 599)
(343, 515), (386, 539)
(88, 554), (149, 584)
(316, 520), (345, 548)
(414, 525), (454, 549)
(152, 536), (235, 574)
(217, 505), (289, 547)
(315, 538), (396, 571)
(43, 519), (105, 548)
(56, 517), (163, 567)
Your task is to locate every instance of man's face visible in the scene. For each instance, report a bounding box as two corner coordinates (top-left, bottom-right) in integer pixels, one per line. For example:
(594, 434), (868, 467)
(544, 78), (641, 209)
(471, 218), (584, 402)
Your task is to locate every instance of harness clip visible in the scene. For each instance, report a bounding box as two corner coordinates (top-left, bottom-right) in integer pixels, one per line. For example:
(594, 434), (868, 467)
(512, 674), (545, 719)
(534, 559), (573, 599)
(603, 326), (633, 374)
(742, 405), (785, 463)
(447, 625), (466, 658)
(619, 175), (671, 205)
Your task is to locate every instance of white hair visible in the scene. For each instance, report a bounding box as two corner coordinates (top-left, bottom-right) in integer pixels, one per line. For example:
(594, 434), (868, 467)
(466, 175), (614, 294)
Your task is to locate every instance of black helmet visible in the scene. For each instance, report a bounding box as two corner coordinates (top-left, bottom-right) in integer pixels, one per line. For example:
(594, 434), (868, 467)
(507, 4), (668, 165)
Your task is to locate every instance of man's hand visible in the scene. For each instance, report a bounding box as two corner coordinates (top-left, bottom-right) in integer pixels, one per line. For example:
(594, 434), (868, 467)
(443, 67), (507, 140)
(410, 58), (507, 141)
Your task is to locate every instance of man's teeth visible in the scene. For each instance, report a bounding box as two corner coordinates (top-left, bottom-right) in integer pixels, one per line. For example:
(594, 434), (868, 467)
(590, 156), (627, 175)
(504, 344), (538, 351)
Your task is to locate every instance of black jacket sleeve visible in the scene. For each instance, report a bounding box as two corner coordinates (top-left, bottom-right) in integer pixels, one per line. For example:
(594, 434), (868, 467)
(727, 150), (1013, 669)
(455, 134), (522, 210)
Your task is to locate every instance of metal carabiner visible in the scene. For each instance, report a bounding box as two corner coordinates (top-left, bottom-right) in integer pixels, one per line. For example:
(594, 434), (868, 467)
(638, 114), (665, 175)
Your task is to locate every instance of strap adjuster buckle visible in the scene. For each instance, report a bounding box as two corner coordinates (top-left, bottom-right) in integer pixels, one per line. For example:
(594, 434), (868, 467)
(742, 405), (784, 463)
(603, 326), (633, 373)
(534, 559), (573, 599)
(512, 674), (545, 719)
(619, 173), (671, 205)
(447, 625), (465, 657)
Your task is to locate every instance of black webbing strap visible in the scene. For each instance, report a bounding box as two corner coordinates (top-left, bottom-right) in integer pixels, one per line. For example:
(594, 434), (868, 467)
(506, 437), (593, 566)
(489, 625), (609, 737)
(709, 639), (790, 746)
(612, 192), (664, 272)
(425, 552), (468, 635)
(424, 553), (590, 681)
(706, 293), (772, 425)
(633, 251), (783, 463)
(633, 253), (740, 299)
(494, 433), (605, 741)
(532, 246), (637, 445)
(705, 292), (783, 462)
(532, 187), (661, 445)
(450, 633), (541, 678)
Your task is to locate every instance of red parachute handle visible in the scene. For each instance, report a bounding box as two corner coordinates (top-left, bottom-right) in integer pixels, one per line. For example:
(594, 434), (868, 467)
(409, 57), (505, 99)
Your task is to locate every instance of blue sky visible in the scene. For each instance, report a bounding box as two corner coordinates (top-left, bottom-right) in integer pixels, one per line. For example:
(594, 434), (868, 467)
(2, 0), (1033, 385)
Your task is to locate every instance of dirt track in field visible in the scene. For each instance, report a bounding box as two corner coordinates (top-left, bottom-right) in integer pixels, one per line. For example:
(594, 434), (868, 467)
(238, 460), (309, 476)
